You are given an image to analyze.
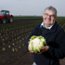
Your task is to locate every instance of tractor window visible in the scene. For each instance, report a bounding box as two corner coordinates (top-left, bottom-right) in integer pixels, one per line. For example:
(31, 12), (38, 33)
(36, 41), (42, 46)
(1, 10), (9, 15)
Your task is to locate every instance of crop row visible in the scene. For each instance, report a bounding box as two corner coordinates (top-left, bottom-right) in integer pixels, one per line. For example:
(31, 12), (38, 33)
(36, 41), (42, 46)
(0, 22), (35, 65)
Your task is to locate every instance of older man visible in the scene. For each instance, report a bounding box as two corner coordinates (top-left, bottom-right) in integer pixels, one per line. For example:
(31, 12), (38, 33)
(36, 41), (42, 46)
(27, 6), (65, 65)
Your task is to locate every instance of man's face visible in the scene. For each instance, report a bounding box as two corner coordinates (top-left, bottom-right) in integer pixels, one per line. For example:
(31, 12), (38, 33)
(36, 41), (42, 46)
(43, 10), (56, 26)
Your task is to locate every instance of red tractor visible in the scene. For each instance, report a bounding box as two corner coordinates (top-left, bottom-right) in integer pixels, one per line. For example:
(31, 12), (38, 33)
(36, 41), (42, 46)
(0, 10), (13, 24)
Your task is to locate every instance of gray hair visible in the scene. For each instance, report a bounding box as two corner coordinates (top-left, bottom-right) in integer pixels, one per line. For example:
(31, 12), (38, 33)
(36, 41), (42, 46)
(44, 6), (57, 16)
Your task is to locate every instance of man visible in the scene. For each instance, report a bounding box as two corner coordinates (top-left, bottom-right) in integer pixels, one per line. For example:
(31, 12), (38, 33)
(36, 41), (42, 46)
(27, 6), (65, 65)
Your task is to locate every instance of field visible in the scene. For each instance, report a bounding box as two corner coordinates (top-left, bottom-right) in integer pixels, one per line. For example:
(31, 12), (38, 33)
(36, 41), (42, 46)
(0, 16), (65, 65)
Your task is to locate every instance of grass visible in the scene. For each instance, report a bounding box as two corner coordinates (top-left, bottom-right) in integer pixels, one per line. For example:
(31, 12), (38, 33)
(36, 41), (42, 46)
(56, 17), (65, 25)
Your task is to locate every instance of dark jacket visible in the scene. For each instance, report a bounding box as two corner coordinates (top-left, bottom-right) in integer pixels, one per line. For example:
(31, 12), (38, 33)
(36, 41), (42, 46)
(26, 22), (65, 65)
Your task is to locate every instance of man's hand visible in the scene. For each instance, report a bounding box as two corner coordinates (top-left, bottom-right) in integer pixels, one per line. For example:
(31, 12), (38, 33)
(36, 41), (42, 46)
(28, 46), (49, 54)
(40, 45), (49, 53)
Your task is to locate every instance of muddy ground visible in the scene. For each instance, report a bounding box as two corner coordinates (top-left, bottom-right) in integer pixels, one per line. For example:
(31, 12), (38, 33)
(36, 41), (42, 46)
(0, 19), (65, 65)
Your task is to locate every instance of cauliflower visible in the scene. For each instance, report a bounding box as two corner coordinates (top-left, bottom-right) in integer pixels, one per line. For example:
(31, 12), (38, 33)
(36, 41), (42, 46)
(28, 35), (46, 53)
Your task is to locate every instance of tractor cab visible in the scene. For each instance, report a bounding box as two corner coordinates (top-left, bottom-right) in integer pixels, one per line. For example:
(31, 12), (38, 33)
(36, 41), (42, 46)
(1, 10), (9, 15)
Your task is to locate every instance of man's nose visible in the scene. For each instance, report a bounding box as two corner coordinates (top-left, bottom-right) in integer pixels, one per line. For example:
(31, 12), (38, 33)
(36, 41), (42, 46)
(47, 15), (51, 19)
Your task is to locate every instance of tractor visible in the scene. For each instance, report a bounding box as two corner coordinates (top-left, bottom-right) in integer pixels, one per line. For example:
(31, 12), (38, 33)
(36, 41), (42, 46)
(0, 10), (13, 24)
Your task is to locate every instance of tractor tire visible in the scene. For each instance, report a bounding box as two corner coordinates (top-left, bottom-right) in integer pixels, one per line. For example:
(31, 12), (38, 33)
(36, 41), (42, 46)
(2, 19), (6, 24)
(10, 18), (13, 23)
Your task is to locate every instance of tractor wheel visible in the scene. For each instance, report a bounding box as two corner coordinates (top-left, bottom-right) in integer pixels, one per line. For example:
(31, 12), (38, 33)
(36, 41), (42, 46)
(2, 19), (6, 24)
(10, 18), (13, 23)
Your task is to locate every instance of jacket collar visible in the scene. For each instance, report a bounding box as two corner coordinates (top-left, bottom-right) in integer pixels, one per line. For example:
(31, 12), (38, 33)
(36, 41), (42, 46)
(40, 22), (58, 34)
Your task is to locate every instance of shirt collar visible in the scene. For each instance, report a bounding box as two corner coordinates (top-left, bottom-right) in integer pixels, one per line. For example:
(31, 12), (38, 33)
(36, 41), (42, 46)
(41, 22), (54, 30)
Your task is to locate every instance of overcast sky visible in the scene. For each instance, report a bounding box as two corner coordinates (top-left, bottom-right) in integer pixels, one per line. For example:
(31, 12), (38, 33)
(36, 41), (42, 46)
(0, 0), (65, 16)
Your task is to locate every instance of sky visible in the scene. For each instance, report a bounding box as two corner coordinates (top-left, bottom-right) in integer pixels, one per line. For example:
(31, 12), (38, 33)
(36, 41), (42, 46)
(0, 0), (65, 16)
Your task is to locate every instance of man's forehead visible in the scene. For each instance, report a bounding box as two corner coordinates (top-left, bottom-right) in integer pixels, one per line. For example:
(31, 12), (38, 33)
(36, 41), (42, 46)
(44, 9), (55, 14)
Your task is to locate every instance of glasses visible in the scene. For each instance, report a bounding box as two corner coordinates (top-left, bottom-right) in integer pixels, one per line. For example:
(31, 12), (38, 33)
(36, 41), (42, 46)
(44, 13), (55, 17)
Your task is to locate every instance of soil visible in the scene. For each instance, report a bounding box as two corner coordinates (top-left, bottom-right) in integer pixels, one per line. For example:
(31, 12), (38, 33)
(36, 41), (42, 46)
(0, 19), (65, 65)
